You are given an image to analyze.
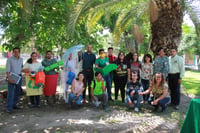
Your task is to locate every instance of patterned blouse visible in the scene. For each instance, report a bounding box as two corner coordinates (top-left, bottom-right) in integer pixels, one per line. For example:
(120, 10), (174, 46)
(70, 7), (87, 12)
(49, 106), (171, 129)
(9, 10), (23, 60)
(151, 83), (168, 99)
(153, 56), (169, 79)
(141, 63), (153, 80)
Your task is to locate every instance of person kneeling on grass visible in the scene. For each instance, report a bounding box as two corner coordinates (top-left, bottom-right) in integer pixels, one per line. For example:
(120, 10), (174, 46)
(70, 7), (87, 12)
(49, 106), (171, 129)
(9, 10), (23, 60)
(125, 72), (143, 112)
(91, 71), (108, 110)
(139, 73), (170, 112)
(68, 72), (86, 108)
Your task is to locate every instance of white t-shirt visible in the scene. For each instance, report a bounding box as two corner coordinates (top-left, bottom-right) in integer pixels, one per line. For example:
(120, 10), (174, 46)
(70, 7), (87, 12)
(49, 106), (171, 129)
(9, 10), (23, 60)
(66, 59), (76, 73)
(23, 62), (42, 72)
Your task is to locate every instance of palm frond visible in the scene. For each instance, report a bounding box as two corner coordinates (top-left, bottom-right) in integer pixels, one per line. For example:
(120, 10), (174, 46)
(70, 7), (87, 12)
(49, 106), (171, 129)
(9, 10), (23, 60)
(149, 0), (159, 23)
(86, 9), (104, 33)
(67, 0), (94, 36)
(19, 0), (31, 14)
(132, 24), (144, 44)
(113, 9), (134, 44)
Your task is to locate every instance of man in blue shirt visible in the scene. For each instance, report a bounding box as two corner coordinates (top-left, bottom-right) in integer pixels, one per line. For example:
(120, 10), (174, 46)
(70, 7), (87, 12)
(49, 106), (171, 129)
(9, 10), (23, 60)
(6, 47), (23, 113)
(82, 45), (96, 102)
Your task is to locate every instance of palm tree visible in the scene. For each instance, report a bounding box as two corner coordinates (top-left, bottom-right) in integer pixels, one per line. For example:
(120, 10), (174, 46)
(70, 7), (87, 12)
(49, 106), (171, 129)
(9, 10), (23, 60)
(67, 0), (148, 53)
(67, 0), (187, 56)
(149, 0), (184, 56)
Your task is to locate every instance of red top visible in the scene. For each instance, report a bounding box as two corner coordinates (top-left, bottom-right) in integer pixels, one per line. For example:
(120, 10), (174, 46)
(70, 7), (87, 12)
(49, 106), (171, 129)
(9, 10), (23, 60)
(108, 55), (117, 63)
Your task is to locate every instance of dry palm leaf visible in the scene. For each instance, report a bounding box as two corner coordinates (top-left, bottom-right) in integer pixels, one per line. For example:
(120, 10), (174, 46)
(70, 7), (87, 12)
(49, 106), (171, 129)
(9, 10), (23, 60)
(132, 24), (144, 44)
(149, 0), (159, 23)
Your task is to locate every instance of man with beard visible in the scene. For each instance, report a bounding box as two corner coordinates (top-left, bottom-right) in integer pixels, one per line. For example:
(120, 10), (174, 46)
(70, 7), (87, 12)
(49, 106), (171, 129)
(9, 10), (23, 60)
(42, 51), (58, 104)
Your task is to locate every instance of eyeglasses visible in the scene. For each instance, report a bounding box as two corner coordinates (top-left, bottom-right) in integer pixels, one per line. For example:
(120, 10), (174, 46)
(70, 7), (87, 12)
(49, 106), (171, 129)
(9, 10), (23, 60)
(156, 76), (161, 79)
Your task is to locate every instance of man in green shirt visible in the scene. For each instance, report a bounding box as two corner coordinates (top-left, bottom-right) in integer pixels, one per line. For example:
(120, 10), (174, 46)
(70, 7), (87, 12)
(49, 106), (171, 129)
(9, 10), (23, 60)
(42, 51), (58, 104)
(168, 48), (185, 110)
(95, 49), (113, 101)
(91, 72), (108, 109)
(42, 51), (58, 75)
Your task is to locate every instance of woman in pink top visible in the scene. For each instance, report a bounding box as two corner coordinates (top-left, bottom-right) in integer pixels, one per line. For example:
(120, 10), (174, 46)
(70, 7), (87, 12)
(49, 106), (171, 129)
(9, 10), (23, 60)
(68, 72), (86, 108)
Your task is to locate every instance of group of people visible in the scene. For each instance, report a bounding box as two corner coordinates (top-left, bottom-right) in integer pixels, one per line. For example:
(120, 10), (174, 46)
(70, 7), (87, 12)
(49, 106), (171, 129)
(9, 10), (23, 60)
(6, 48), (57, 113)
(5, 45), (185, 113)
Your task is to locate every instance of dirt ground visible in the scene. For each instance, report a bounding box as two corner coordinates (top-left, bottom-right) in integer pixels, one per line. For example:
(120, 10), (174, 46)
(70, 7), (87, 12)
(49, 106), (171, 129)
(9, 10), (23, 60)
(0, 73), (198, 133)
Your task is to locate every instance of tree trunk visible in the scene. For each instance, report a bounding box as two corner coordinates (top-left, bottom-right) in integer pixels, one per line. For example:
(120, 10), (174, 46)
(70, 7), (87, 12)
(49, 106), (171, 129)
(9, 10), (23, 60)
(124, 31), (139, 53)
(150, 0), (183, 57)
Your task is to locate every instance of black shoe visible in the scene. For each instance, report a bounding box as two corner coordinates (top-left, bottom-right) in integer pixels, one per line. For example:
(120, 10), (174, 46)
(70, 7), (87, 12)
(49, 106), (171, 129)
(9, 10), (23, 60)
(168, 103), (174, 106)
(108, 98), (114, 102)
(13, 106), (21, 109)
(161, 106), (166, 112)
(36, 105), (41, 108)
(29, 104), (35, 108)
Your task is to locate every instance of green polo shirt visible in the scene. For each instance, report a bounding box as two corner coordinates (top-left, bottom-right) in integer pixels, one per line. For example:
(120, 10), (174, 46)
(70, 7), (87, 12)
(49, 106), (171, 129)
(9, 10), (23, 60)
(95, 57), (109, 76)
(42, 59), (57, 75)
(91, 80), (106, 95)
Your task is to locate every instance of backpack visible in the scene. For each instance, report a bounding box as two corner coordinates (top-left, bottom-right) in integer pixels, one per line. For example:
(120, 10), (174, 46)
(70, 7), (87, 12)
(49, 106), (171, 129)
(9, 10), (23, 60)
(93, 80), (96, 89)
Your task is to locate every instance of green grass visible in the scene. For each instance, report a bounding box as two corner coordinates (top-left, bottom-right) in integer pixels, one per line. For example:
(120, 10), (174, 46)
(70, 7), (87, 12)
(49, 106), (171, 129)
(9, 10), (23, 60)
(0, 65), (6, 74)
(182, 70), (200, 96)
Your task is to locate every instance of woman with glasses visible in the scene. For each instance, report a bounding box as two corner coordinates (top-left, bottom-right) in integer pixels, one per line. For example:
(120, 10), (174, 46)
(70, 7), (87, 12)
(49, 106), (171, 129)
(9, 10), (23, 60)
(139, 73), (170, 112)
(113, 52), (130, 103)
(130, 52), (141, 81)
(22, 52), (43, 108)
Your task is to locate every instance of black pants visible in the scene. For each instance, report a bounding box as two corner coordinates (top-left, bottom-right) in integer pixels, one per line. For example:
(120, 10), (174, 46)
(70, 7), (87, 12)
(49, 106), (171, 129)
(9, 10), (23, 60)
(114, 75), (127, 102)
(141, 79), (150, 101)
(168, 73), (180, 106)
(30, 95), (40, 106)
(82, 70), (94, 100)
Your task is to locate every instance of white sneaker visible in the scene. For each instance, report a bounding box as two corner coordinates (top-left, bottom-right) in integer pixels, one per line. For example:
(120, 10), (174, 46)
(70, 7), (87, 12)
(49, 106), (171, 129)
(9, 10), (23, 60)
(134, 107), (139, 112)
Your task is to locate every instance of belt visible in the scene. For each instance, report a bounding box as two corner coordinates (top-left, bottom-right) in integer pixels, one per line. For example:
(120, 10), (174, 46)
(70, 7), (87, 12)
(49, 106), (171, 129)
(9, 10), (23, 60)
(83, 69), (93, 71)
(169, 73), (180, 75)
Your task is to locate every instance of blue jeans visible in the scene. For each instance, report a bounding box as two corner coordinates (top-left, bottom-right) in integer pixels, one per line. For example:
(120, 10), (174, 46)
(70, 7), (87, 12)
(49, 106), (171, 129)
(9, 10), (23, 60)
(68, 93), (83, 105)
(6, 79), (22, 111)
(149, 97), (170, 111)
(103, 74), (112, 100)
(126, 90), (142, 108)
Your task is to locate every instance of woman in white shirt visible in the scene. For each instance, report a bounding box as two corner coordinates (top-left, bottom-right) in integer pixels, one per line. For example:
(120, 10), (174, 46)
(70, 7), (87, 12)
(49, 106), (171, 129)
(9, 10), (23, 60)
(68, 72), (86, 108)
(22, 52), (43, 108)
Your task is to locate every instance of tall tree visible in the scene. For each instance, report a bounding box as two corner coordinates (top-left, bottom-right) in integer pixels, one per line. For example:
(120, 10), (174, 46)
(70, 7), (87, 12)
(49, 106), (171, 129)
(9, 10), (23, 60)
(149, 0), (184, 56)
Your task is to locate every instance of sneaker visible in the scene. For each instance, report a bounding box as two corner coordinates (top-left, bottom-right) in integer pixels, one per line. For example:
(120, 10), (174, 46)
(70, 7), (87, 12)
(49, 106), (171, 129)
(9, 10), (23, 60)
(29, 104), (35, 108)
(65, 98), (69, 103)
(6, 109), (12, 114)
(174, 105), (179, 110)
(36, 105), (41, 108)
(134, 100), (137, 104)
(134, 107), (139, 112)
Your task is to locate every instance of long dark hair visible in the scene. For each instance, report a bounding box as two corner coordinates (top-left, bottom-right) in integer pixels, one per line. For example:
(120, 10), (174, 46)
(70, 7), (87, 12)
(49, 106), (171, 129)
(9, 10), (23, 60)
(117, 52), (125, 60)
(27, 52), (37, 64)
(132, 52), (139, 63)
(142, 54), (153, 63)
(76, 72), (87, 88)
